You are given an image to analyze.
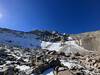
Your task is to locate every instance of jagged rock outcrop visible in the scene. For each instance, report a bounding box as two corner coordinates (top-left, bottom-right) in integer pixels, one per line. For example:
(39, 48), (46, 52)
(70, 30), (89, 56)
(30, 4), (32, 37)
(30, 30), (69, 42)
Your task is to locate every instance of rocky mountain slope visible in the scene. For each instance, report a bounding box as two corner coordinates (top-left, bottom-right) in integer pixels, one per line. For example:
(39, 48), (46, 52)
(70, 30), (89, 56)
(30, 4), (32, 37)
(71, 30), (100, 51)
(0, 28), (100, 75)
(0, 28), (41, 48)
(0, 28), (89, 54)
(0, 28), (99, 52)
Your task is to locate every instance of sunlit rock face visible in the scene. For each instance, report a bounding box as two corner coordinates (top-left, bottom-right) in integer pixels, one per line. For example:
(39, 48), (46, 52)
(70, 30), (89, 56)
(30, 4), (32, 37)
(72, 31), (100, 51)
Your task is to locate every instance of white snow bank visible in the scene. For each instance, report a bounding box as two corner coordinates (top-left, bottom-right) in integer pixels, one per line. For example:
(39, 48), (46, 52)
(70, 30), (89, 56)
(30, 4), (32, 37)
(41, 38), (85, 53)
(41, 41), (62, 51)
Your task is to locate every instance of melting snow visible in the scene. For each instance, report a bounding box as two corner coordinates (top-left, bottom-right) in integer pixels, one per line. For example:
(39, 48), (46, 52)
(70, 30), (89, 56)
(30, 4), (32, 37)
(60, 60), (76, 69)
(61, 60), (83, 69)
(16, 65), (30, 71)
(41, 38), (85, 53)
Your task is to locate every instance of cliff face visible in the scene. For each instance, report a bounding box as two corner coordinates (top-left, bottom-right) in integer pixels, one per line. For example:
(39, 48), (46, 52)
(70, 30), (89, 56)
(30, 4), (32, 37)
(72, 31), (100, 51)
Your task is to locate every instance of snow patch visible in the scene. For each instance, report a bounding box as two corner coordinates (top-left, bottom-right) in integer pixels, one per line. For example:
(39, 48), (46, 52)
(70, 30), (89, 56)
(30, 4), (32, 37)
(41, 38), (86, 53)
(61, 60), (83, 69)
(43, 68), (54, 75)
(16, 65), (30, 71)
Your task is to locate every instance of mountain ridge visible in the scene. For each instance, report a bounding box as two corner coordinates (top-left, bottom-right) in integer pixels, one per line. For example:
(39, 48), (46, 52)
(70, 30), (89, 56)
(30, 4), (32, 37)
(0, 27), (99, 51)
(0, 27), (100, 75)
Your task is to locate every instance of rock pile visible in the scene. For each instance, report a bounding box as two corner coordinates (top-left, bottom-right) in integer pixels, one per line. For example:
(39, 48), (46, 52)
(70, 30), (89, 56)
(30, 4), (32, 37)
(0, 44), (100, 75)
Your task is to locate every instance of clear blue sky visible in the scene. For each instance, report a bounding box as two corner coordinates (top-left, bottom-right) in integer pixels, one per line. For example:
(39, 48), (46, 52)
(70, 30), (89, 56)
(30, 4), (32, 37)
(0, 0), (100, 34)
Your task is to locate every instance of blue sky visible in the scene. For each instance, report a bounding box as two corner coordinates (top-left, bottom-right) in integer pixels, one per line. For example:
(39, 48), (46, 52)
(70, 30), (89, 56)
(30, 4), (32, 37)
(0, 0), (100, 33)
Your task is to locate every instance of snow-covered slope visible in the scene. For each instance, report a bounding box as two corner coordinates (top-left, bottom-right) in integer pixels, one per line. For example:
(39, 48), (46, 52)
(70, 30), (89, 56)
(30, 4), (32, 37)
(0, 28), (41, 48)
(0, 28), (88, 52)
(41, 38), (88, 53)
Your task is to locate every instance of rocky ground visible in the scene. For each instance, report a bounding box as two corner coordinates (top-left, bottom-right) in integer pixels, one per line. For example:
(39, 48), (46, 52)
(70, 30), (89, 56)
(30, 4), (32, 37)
(0, 44), (100, 75)
(0, 28), (100, 75)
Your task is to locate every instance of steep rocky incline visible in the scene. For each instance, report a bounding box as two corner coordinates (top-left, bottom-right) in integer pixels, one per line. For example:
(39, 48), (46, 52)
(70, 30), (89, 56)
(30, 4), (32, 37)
(0, 28), (99, 53)
(0, 28), (41, 48)
(0, 28), (69, 49)
(0, 28), (100, 75)
(71, 30), (100, 51)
